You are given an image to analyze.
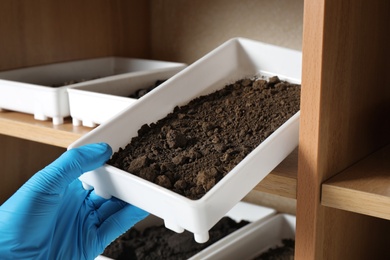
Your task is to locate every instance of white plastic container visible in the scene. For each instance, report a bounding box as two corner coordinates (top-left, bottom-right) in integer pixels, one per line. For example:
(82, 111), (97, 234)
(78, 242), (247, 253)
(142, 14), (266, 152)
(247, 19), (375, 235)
(69, 38), (302, 243)
(190, 214), (295, 260)
(0, 57), (186, 125)
(67, 65), (186, 127)
(96, 201), (277, 260)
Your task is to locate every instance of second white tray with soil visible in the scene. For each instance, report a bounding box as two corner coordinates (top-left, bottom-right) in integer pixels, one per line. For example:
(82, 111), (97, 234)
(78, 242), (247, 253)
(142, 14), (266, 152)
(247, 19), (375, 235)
(0, 57), (185, 125)
(67, 65), (186, 127)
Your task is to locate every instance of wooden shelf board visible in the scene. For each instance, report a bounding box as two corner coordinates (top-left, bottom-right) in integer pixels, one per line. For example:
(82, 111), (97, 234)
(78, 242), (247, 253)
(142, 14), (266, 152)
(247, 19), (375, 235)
(0, 111), (91, 148)
(254, 148), (298, 199)
(322, 144), (390, 220)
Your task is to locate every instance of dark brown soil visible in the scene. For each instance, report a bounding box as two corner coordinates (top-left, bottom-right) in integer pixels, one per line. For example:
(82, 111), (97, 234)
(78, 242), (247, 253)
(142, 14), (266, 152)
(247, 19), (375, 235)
(108, 75), (300, 200)
(51, 78), (94, 87)
(253, 239), (295, 260)
(103, 216), (249, 260)
(128, 79), (166, 98)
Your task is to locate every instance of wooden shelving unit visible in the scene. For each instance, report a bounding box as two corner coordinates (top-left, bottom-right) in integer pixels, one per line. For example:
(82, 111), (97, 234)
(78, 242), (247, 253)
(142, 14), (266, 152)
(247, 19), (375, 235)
(295, 0), (390, 258)
(1, 0), (389, 259)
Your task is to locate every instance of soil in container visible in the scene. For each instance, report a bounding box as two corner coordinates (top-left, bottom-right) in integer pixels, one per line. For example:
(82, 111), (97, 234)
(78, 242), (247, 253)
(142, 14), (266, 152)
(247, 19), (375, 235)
(51, 78), (99, 87)
(253, 239), (295, 260)
(52, 78), (166, 99)
(108, 75), (301, 200)
(128, 79), (166, 98)
(103, 216), (249, 259)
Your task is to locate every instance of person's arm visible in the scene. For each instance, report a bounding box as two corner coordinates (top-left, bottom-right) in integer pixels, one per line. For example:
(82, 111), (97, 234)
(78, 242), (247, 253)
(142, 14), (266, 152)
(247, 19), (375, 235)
(0, 143), (148, 260)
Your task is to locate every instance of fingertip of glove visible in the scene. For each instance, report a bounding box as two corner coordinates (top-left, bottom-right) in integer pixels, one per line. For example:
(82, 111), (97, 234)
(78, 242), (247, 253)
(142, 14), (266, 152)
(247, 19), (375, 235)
(89, 142), (113, 155)
(101, 142), (113, 157)
(60, 142), (113, 175)
(77, 142), (113, 160)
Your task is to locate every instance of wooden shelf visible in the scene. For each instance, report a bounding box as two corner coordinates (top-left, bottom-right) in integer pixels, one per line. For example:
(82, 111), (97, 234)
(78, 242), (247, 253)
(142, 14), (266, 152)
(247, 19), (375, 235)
(0, 111), (91, 148)
(255, 148), (297, 199)
(322, 144), (390, 220)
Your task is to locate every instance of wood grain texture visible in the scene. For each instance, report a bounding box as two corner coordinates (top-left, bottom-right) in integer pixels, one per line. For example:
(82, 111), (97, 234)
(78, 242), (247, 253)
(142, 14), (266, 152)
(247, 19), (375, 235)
(244, 190), (297, 215)
(0, 111), (91, 148)
(0, 0), (149, 71)
(323, 144), (390, 220)
(255, 148), (297, 199)
(0, 135), (65, 204)
(296, 0), (390, 258)
(295, 0), (324, 257)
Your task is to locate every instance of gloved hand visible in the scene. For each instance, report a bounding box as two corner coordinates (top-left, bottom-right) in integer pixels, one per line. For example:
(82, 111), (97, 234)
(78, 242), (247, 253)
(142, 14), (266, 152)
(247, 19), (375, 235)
(0, 143), (148, 260)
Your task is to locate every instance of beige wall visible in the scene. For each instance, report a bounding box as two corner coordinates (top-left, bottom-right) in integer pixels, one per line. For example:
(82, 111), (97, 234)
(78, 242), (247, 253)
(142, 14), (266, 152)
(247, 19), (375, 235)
(150, 0), (303, 64)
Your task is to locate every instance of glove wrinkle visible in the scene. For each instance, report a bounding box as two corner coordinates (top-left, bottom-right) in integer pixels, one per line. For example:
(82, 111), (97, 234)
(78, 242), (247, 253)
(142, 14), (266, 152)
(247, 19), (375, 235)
(87, 190), (108, 210)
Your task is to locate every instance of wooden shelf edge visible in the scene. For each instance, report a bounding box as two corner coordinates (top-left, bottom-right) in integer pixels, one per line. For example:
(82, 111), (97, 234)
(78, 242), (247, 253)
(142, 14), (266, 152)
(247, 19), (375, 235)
(254, 173), (296, 199)
(0, 111), (91, 148)
(322, 144), (390, 220)
(254, 148), (298, 199)
(322, 184), (390, 220)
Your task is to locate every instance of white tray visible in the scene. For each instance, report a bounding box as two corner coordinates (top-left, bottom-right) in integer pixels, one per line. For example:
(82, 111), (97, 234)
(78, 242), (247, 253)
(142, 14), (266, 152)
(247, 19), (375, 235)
(96, 201), (277, 260)
(0, 57), (186, 125)
(190, 214), (295, 260)
(67, 65), (186, 127)
(69, 38), (302, 242)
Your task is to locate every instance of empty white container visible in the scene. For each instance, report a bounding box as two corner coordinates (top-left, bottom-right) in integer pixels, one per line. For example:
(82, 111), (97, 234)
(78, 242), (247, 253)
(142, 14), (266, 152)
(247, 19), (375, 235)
(67, 65), (186, 127)
(96, 201), (277, 260)
(69, 38), (302, 243)
(0, 57), (186, 125)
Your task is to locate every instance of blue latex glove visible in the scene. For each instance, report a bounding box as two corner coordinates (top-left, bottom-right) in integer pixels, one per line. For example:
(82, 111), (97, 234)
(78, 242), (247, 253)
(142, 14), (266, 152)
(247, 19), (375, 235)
(0, 143), (148, 260)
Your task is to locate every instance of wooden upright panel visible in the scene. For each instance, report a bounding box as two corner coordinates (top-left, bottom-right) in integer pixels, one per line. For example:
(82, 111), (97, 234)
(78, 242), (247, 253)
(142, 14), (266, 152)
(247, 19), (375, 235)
(0, 135), (65, 204)
(0, 0), (149, 71)
(296, 0), (390, 259)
